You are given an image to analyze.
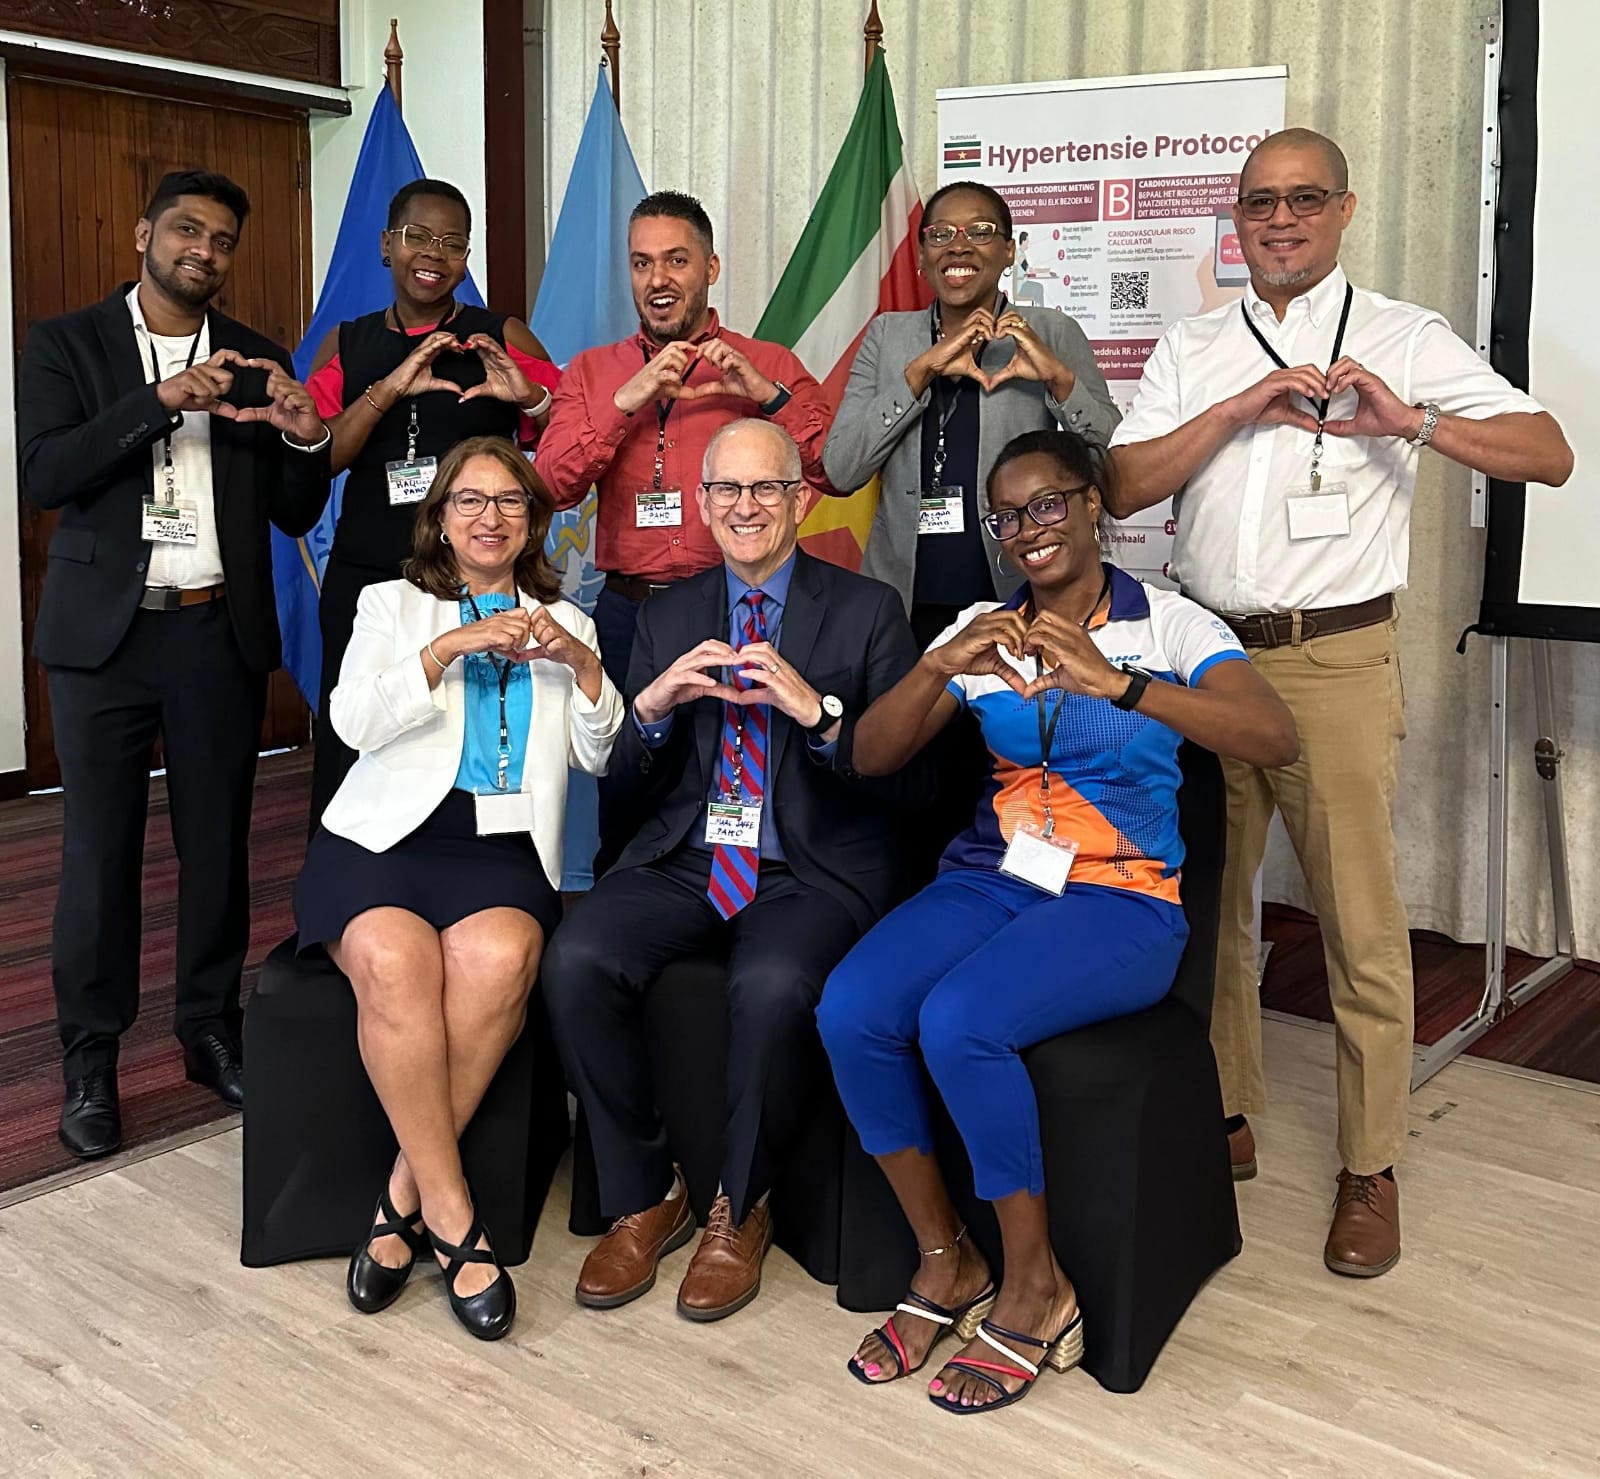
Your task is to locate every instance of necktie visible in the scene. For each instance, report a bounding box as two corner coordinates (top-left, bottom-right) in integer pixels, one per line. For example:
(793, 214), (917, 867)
(707, 590), (768, 919)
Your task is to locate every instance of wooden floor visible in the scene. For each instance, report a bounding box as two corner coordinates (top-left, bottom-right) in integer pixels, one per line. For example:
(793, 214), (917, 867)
(2, 1018), (1597, 1479)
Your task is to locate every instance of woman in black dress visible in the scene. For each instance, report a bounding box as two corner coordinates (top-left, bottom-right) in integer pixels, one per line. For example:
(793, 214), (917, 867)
(303, 177), (560, 825)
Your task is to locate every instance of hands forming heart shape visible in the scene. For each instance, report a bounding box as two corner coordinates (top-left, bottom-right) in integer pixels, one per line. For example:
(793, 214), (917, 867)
(386, 330), (536, 407)
(914, 310), (1075, 401)
(934, 608), (1123, 703)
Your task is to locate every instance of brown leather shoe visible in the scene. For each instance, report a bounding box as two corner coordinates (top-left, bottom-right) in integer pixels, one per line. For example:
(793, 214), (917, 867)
(575, 1171), (696, 1309)
(676, 1195), (773, 1322)
(1228, 1118), (1258, 1181)
(1324, 1169), (1401, 1278)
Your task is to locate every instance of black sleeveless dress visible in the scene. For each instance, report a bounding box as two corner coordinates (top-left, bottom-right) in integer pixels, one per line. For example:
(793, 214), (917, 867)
(310, 303), (523, 828)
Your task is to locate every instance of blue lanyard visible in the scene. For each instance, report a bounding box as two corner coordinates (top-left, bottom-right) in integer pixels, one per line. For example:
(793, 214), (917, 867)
(463, 593), (514, 791)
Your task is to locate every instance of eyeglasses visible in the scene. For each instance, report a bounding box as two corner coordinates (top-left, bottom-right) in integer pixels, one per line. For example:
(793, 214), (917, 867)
(387, 223), (471, 261)
(448, 491), (532, 517)
(701, 479), (803, 507)
(920, 221), (1004, 248)
(1235, 188), (1348, 222)
(982, 486), (1092, 542)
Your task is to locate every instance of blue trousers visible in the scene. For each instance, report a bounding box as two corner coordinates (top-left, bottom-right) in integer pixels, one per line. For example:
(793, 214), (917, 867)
(817, 870), (1188, 1201)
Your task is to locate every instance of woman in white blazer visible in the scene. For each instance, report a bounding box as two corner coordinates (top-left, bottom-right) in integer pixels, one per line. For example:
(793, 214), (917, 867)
(294, 435), (623, 1341)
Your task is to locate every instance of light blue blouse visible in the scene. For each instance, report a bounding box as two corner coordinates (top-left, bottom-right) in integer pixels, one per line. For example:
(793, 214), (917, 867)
(452, 592), (535, 794)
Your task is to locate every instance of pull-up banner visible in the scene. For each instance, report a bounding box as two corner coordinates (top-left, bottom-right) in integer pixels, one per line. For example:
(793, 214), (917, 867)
(936, 65), (1287, 586)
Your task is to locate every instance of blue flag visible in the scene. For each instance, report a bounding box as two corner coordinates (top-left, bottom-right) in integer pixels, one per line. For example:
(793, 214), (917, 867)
(532, 68), (648, 890)
(275, 85), (484, 709)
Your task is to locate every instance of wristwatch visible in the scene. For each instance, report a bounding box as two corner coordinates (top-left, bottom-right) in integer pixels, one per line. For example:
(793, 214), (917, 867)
(805, 693), (845, 737)
(1112, 666), (1151, 712)
(1409, 401), (1441, 448)
(759, 381), (793, 416)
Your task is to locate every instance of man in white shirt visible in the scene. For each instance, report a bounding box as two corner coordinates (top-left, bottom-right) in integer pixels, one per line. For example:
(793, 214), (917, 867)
(18, 170), (332, 1159)
(1107, 128), (1572, 1277)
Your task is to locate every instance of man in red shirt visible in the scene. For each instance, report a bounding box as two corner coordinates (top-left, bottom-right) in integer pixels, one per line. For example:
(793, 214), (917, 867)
(536, 191), (836, 695)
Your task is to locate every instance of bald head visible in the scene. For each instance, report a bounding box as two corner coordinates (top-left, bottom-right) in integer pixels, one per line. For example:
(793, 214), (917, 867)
(702, 417), (802, 483)
(1242, 127), (1348, 193)
(699, 418), (807, 582)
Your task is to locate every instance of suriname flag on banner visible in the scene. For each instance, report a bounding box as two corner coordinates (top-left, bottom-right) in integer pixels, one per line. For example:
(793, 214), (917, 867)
(755, 49), (931, 571)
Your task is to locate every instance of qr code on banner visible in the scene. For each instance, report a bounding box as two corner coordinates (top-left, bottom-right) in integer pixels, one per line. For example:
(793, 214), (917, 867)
(1110, 271), (1150, 311)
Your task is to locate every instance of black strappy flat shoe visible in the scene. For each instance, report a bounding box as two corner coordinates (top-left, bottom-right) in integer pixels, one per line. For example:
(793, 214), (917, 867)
(429, 1216), (516, 1341)
(346, 1184), (426, 1315)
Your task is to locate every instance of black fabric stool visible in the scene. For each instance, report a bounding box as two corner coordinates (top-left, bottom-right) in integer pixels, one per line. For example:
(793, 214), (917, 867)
(835, 743), (1239, 1392)
(566, 952), (844, 1284)
(240, 935), (570, 1269)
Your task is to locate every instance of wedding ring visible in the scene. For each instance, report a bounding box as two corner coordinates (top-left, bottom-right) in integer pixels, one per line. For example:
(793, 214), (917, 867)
(767, 661), (780, 672)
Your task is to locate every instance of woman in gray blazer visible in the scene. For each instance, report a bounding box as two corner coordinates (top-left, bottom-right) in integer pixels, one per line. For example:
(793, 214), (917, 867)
(822, 182), (1120, 648)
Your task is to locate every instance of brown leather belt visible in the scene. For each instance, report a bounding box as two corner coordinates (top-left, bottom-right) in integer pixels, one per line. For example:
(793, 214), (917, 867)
(139, 583), (226, 612)
(603, 572), (675, 602)
(1222, 594), (1393, 649)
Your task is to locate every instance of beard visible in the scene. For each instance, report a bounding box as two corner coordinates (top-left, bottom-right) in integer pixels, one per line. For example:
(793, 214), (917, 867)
(145, 253), (219, 308)
(639, 287), (709, 345)
(1256, 263), (1316, 289)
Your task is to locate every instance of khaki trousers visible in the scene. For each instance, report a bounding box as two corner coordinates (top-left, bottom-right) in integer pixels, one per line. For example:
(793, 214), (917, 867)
(1210, 618), (1413, 1174)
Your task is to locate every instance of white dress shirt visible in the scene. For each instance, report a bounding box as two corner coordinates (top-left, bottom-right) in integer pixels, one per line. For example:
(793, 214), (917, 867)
(127, 286), (226, 590)
(1110, 266), (1544, 614)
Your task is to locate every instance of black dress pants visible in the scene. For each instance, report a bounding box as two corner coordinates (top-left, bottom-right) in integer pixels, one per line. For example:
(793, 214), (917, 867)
(541, 844), (860, 1224)
(590, 583), (644, 875)
(47, 599), (267, 1079)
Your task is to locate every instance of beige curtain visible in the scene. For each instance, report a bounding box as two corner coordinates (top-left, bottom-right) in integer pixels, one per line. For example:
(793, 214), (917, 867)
(544, 0), (1598, 959)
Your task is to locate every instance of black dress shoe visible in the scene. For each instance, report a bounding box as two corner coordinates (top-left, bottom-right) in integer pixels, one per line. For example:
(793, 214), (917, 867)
(183, 1032), (244, 1108)
(429, 1216), (516, 1341)
(347, 1183), (427, 1315)
(59, 1067), (122, 1160)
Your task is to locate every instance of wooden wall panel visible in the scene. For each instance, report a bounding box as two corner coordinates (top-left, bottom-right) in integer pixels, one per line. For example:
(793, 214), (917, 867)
(8, 71), (315, 788)
(0, 0), (340, 90)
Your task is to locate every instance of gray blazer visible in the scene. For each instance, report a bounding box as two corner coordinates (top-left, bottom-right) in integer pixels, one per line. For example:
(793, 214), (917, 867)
(821, 302), (1120, 609)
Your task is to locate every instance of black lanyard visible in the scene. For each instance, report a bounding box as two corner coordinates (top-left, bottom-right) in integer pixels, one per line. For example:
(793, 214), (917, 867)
(1239, 282), (1353, 492)
(142, 324), (204, 504)
(641, 340), (690, 491)
(926, 294), (1007, 490)
(464, 593), (515, 791)
(1025, 569), (1110, 838)
(390, 299), (459, 461)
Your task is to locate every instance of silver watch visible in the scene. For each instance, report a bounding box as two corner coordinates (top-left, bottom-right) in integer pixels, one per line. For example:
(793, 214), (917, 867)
(1409, 401), (1440, 448)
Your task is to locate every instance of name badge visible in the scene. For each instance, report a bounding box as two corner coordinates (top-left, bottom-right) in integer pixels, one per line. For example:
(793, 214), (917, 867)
(386, 457), (438, 506)
(141, 502), (199, 545)
(635, 488), (683, 527)
(474, 790), (536, 836)
(999, 823), (1079, 895)
(1285, 482), (1351, 541)
(704, 798), (762, 849)
(917, 488), (966, 535)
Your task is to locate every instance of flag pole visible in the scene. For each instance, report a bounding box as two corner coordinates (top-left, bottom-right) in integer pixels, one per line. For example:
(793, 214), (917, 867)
(601, 0), (621, 112)
(384, 18), (403, 112)
(863, 1), (883, 79)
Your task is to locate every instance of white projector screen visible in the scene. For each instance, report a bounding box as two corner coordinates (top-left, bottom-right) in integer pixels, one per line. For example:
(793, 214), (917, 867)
(1519, 0), (1598, 610)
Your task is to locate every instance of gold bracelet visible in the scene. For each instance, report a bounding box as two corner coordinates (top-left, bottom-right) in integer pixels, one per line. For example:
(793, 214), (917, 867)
(362, 385), (390, 416)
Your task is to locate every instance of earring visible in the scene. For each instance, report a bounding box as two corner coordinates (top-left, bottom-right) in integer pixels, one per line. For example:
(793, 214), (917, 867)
(995, 547), (1009, 573)
(440, 531), (449, 545)
(382, 254), (391, 267)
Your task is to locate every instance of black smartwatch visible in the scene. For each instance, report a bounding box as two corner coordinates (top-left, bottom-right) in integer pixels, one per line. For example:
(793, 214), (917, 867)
(1112, 666), (1151, 712)
(805, 693), (845, 738)
(759, 381), (793, 416)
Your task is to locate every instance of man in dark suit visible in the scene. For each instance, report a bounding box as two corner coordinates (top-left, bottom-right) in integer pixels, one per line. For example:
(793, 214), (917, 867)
(17, 169), (332, 1159)
(542, 418), (924, 1321)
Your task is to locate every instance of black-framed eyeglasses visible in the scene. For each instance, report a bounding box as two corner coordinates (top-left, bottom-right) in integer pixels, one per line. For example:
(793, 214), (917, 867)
(387, 222), (471, 261)
(982, 486), (1092, 542)
(701, 479), (803, 507)
(1235, 188), (1348, 222)
(920, 221), (1004, 248)
(448, 490), (531, 517)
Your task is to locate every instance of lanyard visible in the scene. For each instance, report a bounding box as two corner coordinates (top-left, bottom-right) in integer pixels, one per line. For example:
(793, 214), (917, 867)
(927, 294), (1007, 489)
(721, 591), (774, 802)
(391, 299), (459, 461)
(1026, 569), (1110, 838)
(640, 341), (685, 492)
(1239, 282), (1353, 492)
(142, 325), (204, 504)
(464, 593), (515, 791)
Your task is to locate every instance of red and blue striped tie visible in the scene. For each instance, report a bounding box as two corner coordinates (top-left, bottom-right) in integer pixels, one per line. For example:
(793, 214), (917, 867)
(707, 590), (768, 920)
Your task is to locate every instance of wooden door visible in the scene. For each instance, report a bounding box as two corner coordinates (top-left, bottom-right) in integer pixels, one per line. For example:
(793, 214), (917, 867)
(7, 71), (315, 789)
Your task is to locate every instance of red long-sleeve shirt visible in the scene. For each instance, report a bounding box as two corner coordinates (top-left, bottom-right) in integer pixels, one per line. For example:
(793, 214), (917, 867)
(534, 311), (837, 583)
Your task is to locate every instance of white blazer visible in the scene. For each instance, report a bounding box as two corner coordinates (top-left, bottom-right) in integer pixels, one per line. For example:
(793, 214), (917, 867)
(320, 578), (624, 887)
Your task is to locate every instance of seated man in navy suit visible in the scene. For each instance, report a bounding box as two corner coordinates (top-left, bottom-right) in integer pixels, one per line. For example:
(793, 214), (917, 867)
(542, 419), (924, 1321)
